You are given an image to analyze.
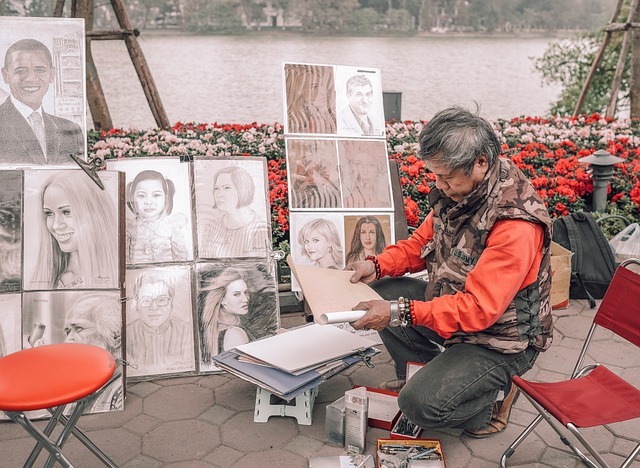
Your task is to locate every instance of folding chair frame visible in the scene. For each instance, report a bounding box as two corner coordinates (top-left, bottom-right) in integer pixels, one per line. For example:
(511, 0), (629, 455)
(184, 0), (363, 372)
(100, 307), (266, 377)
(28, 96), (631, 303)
(3, 366), (121, 468)
(500, 258), (640, 468)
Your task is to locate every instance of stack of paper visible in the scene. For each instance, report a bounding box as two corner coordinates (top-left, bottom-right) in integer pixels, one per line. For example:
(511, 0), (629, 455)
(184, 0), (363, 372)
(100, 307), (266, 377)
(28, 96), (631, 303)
(213, 324), (379, 400)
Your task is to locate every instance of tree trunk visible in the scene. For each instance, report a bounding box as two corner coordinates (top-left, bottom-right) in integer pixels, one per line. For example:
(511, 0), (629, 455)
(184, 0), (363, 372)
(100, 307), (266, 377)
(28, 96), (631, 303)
(631, 1), (640, 119)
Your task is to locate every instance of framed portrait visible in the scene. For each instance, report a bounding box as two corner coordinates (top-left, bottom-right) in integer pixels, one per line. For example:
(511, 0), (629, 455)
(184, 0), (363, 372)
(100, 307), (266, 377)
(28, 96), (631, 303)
(196, 260), (279, 373)
(0, 17), (86, 166)
(289, 212), (345, 291)
(125, 265), (196, 379)
(334, 65), (385, 138)
(0, 170), (22, 292)
(283, 62), (337, 136)
(193, 157), (271, 260)
(343, 213), (394, 266)
(286, 137), (343, 210)
(22, 169), (121, 291)
(0, 293), (21, 357)
(338, 139), (393, 210)
(106, 157), (195, 265)
(22, 289), (124, 413)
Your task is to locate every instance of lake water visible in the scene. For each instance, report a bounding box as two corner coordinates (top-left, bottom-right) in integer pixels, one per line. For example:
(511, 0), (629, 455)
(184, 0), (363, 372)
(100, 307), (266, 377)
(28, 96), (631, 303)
(90, 33), (563, 129)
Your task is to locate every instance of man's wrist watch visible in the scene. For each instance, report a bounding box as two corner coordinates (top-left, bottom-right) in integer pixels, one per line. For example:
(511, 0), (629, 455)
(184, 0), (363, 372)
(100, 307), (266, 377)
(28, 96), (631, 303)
(389, 300), (400, 327)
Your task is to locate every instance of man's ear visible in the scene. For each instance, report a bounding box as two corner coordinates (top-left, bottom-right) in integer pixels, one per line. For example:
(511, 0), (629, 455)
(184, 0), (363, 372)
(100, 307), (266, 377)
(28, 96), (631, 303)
(476, 154), (488, 167)
(48, 66), (56, 84)
(1, 67), (7, 84)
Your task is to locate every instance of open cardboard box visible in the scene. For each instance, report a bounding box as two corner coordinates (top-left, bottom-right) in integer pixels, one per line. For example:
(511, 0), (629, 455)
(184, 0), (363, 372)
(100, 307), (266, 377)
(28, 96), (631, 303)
(377, 438), (445, 467)
(550, 241), (572, 309)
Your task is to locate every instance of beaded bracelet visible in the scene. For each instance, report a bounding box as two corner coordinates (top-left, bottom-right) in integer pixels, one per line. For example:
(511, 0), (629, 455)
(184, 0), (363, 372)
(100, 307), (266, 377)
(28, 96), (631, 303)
(408, 300), (416, 327)
(365, 255), (381, 280)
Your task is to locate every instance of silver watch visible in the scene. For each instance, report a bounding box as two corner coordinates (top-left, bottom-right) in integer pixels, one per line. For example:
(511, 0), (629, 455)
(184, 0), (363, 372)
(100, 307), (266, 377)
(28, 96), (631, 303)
(389, 300), (400, 327)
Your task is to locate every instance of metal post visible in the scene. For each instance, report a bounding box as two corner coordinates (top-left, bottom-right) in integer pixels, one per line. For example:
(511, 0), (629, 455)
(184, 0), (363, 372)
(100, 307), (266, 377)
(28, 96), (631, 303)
(578, 150), (624, 212)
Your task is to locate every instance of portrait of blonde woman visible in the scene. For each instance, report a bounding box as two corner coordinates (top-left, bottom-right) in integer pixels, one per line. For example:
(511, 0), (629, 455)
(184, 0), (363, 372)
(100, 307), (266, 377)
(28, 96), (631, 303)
(195, 159), (270, 259)
(197, 261), (278, 372)
(24, 170), (119, 290)
(285, 63), (337, 135)
(293, 214), (344, 270)
(287, 138), (342, 209)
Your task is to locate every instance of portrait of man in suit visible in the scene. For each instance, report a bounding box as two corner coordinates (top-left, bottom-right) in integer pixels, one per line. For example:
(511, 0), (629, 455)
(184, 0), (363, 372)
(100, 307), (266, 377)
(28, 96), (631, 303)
(0, 38), (83, 165)
(337, 73), (385, 137)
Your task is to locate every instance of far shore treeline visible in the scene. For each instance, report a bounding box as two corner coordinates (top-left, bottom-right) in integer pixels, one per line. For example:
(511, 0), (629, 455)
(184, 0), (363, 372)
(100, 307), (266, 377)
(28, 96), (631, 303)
(3, 0), (617, 35)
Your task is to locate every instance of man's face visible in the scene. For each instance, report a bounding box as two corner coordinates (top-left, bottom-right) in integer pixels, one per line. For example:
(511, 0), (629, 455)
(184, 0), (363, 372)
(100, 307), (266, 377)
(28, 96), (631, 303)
(347, 84), (373, 117)
(64, 308), (108, 349)
(426, 155), (489, 203)
(137, 280), (173, 329)
(1, 49), (54, 110)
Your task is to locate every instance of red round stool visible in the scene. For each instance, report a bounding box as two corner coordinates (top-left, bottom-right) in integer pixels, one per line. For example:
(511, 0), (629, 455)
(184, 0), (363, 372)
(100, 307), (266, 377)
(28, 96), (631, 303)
(0, 343), (118, 468)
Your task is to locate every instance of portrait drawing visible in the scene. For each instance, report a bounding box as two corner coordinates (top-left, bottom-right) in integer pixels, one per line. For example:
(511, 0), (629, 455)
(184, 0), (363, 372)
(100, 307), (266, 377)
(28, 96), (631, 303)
(0, 17), (86, 166)
(335, 66), (385, 138)
(338, 139), (392, 209)
(197, 260), (279, 373)
(107, 158), (194, 264)
(23, 169), (120, 290)
(286, 138), (342, 209)
(0, 170), (22, 292)
(344, 214), (393, 266)
(284, 63), (337, 135)
(194, 158), (271, 259)
(22, 290), (124, 413)
(0, 293), (21, 357)
(126, 265), (196, 378)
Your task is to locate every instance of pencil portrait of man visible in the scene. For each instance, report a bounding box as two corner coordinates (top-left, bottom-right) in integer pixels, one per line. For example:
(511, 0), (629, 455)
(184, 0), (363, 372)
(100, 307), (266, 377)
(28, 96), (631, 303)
(0, 18), (86, 166)
(336, 67), (385, 138)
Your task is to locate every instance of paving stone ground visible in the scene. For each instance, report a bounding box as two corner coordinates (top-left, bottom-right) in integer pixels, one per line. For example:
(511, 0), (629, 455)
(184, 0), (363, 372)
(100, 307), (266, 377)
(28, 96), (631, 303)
(1, 299), (639, 467)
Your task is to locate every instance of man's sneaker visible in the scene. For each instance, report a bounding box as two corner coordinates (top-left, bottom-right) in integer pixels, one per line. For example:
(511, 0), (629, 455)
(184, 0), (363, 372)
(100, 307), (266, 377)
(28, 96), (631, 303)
(380, 379), (406, 392)
(463, 383), (520, 439)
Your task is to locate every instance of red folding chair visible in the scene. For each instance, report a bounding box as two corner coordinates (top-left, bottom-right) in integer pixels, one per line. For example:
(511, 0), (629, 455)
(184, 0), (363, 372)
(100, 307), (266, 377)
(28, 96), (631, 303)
(500, 258), (640, 468)
(0, 343), (119, 468)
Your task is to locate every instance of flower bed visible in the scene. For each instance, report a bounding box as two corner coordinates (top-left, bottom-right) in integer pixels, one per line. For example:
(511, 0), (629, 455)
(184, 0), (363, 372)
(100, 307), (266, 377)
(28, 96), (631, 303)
(88, 114), (640, 252)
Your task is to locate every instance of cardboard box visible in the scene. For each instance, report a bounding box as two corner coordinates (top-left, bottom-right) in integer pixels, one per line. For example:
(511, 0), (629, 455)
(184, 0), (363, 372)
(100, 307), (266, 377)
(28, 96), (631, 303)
(353, 386), (401, 431)
(377, 438), (445, 468)
(550, 241), (572, 309)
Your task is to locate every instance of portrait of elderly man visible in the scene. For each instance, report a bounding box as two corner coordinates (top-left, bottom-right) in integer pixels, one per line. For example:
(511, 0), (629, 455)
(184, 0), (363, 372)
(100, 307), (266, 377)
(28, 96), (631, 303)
(348, 106), (553, 439)
(337, 73), (384, 137)
(126, 271), (194, 376)
(64, 293), (124, 412)
(0, 38), (83, 165)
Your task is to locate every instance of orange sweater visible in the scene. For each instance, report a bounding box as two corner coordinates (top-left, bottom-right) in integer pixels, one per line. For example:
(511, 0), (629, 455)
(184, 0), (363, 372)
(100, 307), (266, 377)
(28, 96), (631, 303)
(376, 212), (544, 339)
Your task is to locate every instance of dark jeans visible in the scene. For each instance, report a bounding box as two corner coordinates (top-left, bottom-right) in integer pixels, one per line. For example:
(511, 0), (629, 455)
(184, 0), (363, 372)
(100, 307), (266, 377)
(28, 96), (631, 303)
(370, 276), (538, 431)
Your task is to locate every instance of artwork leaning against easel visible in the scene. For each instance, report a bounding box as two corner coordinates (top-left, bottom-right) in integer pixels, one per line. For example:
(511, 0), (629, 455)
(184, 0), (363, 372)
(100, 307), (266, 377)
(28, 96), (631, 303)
(0, 17), (86, 166)
(196, 260), (280, 373)
(0, 168), (126, 417)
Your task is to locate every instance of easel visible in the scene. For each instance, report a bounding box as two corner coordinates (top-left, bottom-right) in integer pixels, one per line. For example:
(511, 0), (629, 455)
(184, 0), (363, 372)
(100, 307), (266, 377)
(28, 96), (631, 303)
(574, 0), (640, 118)
(53, 0), (169, 130)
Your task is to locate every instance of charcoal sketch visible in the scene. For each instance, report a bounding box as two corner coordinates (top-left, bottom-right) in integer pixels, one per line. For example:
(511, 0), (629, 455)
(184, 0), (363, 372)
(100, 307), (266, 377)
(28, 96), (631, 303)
(0, 293), (21, 357)
(197, 261), (278, 372)
(126, 266), (195, 378)
(0, 170), (22, 292)
(335, 66), (385, 137)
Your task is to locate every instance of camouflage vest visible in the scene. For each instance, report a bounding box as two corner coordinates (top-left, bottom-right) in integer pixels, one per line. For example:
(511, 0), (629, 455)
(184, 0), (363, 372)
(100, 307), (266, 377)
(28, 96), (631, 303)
(420, 158), (553, 353)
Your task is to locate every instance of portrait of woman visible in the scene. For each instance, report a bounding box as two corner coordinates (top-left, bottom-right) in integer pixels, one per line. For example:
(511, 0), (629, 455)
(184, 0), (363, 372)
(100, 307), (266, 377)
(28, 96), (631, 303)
(125, 170), (188, 264)
(25, 170), (119, 290)
(285, 63), (337, 135)
(287, 138), (342, 209)
(345, 215), (388, 265)
(297, 217), (344, 269)
(338, 139), (392, 209)
(197, 261), (278, 372)
(197, 162), (270, 259)
(0, 171), (22, 292)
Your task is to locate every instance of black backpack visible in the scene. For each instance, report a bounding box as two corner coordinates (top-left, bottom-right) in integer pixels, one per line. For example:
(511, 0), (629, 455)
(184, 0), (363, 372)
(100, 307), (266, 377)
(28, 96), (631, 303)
(552, 212), (616, 308)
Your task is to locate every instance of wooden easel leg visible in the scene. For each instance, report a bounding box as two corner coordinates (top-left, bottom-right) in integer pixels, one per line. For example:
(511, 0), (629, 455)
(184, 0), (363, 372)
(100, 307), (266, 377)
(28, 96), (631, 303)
(110, 0), (170, 129)
(53, 0), (65, 17)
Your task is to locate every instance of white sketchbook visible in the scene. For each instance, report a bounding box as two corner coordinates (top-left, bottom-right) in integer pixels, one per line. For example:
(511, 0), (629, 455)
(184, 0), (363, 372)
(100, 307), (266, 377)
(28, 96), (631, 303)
(234, 323), (378, 374)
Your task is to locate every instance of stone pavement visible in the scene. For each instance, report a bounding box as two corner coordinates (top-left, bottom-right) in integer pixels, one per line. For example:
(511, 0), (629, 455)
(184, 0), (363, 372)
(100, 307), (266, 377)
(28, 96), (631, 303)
(1, 298), (639, 467)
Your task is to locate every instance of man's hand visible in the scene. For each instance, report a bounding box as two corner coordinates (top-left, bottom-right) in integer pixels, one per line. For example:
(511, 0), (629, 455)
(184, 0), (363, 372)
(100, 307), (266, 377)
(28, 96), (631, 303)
(346, 260), (377, 284)
(350, 300), (391, 331)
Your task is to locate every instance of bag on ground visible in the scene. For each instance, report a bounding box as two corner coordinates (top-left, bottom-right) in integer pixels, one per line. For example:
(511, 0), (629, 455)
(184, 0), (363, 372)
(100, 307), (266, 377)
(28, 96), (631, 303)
(551, 212), (616, 308)
(609, 223), (640, 263)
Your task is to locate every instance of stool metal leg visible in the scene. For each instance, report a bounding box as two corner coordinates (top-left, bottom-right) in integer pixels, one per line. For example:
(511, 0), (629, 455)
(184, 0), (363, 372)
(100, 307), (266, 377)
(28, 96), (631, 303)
(6, 411), (74, 468)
